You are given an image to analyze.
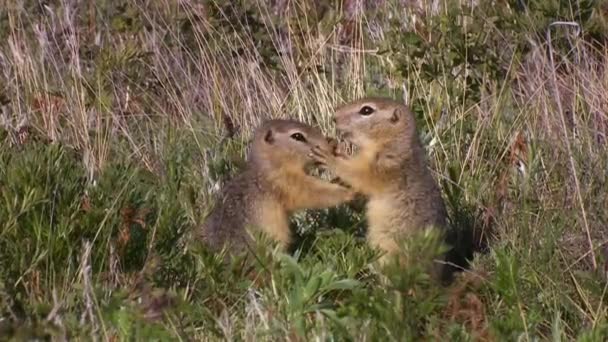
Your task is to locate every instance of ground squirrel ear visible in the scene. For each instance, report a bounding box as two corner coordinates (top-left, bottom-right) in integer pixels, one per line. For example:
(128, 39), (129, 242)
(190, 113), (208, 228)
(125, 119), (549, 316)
(264, 128), (274, 144)
(390, 107), (400, 123)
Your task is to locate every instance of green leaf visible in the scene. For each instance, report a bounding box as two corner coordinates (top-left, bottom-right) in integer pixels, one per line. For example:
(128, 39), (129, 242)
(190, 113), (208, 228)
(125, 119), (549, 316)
(324, 279), (361, 291)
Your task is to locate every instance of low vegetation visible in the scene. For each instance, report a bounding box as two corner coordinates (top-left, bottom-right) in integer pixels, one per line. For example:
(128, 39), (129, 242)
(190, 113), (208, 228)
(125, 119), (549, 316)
(1, 0), (607, 340)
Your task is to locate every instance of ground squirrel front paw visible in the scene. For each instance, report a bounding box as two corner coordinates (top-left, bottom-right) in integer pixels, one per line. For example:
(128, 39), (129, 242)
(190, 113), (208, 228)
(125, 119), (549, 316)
(330, 176), (352, 189)
(310, 145), (335, 167)
(326, 137), (339, 154)
(346, 189), (358, 202)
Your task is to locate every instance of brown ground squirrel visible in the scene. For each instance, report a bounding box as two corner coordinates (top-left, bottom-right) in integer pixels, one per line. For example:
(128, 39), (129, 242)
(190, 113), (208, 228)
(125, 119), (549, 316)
(312, 97), (449, 275)
(200, 119), (355, 256)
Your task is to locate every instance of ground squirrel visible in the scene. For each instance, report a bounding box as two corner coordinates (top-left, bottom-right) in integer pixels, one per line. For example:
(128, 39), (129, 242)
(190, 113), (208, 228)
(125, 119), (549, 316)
(200, 119), (355, 256)
(312, 97), (449, 276)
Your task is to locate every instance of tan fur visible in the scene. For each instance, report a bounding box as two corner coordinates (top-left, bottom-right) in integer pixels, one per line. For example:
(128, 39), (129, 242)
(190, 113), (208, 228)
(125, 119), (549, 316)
(200, 119), (355, 256)
(312, 97), (448, 277)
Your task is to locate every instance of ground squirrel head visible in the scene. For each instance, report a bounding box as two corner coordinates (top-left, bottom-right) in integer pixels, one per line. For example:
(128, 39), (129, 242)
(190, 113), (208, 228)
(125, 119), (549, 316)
(334, 97), (417, 149)
(250, 119), (333, 172)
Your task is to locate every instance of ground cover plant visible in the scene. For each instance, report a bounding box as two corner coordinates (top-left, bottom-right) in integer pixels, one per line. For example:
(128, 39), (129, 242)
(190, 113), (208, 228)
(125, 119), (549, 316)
(1, 0), (608, 340)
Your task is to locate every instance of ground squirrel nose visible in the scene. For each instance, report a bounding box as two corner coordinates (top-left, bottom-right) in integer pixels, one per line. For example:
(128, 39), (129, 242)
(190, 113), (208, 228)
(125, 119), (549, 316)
(332, 117), (337, 124)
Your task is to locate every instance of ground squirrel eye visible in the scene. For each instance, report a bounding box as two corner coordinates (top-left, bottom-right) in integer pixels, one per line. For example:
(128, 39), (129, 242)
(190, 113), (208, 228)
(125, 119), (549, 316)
(359, 105), (374, 116)
(290, 132), (307, 142)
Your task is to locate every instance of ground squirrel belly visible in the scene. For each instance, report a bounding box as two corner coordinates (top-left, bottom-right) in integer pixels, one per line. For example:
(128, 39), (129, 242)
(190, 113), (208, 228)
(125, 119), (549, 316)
(312, 97), (448, 274)
(200, 119), (355, 256)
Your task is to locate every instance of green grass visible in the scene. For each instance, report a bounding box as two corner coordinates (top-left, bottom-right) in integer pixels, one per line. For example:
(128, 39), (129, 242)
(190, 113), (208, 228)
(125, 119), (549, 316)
(1, 0), (608, 340)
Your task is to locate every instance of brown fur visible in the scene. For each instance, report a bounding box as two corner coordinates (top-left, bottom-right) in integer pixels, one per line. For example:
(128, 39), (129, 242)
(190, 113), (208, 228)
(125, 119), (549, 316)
(312, 97), (448, 276)
(200, 119), (355, 256)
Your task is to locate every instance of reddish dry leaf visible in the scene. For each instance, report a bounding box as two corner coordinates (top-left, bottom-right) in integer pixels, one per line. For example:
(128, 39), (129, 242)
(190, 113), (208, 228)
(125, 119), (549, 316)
(444, 273), (493, 341)
(80, 194), (91, 212)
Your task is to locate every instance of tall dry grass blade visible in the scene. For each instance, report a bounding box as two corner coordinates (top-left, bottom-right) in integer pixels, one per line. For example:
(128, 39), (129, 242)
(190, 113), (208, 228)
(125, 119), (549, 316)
(546, 21), (597, 271)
